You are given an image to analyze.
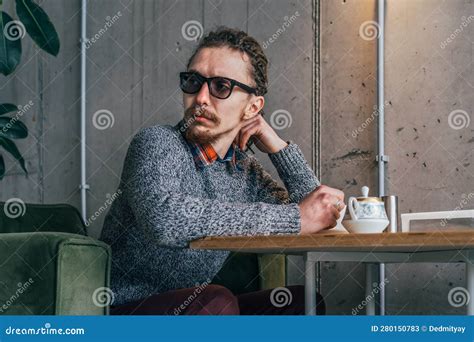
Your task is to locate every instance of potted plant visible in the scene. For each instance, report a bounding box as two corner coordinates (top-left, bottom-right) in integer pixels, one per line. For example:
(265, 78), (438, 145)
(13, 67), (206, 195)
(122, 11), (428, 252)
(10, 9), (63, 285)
(0, 0), (60, 179)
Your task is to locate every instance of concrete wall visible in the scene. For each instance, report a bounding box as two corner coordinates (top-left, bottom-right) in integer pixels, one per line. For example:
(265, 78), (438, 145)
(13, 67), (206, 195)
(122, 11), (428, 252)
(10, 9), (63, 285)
(1, 0), (83, 205)
(1, 0), (473, 315)
(320, 0), (474, 314)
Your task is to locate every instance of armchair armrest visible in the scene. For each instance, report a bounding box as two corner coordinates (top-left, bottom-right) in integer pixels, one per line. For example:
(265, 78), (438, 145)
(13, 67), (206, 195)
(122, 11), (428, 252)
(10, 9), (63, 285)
(0, 232), (111, 315)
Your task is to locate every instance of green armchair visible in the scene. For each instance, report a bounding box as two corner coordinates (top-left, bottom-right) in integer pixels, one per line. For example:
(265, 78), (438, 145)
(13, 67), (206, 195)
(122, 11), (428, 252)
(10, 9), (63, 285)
(0, 202), (286, 315)
(0, 203), (111, 315)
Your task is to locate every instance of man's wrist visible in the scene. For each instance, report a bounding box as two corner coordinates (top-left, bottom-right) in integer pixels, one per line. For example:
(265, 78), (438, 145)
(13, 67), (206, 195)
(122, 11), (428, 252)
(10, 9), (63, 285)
(268, 138), (288, 154)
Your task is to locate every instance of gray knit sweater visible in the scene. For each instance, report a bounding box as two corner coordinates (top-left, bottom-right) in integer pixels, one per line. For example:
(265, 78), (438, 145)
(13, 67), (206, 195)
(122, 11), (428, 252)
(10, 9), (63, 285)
(100, 122), (320, 305)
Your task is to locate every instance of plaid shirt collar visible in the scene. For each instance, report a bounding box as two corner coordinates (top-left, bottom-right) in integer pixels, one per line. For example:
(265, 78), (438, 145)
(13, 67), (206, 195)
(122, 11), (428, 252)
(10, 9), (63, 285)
(177, 120), (239, 170)
(189, 142), (237, 170)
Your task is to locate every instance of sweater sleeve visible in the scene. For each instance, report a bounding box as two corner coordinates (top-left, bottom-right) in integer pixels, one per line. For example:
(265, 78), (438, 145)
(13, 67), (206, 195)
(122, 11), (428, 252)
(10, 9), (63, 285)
(121, 127), (301, 248)
(250, 143), (320, 204)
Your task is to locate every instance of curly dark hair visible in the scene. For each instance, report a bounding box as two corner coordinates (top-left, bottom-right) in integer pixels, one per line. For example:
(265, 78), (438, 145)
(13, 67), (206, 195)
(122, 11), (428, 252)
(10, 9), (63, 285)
(186, 27), (268, 97)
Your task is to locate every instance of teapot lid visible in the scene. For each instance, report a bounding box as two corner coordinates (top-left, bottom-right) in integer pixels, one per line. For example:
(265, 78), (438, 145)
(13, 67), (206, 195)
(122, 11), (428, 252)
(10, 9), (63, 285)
(361, 186), (369, 198)
(356, 186), (383, 202)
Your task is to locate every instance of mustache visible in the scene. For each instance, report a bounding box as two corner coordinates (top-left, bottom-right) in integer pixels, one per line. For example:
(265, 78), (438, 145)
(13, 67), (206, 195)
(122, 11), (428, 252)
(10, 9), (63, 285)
(184, 105), (219, 123)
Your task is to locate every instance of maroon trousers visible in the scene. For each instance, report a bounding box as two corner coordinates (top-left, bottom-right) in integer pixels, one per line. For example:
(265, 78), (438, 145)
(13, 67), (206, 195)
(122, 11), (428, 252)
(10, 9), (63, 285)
(110, 285), (325, 315)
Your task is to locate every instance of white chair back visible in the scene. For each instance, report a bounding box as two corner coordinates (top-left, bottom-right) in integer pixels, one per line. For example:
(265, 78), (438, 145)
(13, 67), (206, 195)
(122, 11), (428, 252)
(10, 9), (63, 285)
(400, 209), (474, 232)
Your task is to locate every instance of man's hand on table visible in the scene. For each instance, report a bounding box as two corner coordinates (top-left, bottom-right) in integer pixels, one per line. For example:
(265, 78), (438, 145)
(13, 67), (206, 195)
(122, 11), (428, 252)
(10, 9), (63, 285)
(234, 115), (344, 233)
(298, 185), (345, 234)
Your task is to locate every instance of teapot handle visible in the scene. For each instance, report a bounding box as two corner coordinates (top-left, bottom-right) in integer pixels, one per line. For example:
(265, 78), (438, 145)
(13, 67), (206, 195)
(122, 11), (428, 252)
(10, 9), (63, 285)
(348, 197), (359, 220)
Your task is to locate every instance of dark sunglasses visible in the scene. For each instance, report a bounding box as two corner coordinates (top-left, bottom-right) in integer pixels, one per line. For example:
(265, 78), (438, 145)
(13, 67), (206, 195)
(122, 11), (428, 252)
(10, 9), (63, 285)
(179, 71), (258, 99)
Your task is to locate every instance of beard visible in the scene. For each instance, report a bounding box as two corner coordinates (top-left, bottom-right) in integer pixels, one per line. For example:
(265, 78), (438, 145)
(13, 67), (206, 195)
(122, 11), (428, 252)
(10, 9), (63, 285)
(182, 105), (230, 145)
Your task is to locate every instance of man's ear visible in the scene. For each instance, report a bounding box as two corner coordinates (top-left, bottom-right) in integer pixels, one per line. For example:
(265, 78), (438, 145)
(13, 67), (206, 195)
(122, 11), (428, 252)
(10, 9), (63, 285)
(242, 95), (265, 120)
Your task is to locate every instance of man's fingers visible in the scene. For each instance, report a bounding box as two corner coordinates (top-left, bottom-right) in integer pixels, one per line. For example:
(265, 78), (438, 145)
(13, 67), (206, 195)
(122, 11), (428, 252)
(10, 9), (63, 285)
(327, 218), (337, 229)
(321, 194), (341, 208)
(242, 114), (262, 126)
(326, 189), (345, 201)
(321, 203), (340, 229)
(239, 122), (260, 150)
(319, 186), (345, 201)
(240, 117), (260, 133)
(236, 116), (262, 148)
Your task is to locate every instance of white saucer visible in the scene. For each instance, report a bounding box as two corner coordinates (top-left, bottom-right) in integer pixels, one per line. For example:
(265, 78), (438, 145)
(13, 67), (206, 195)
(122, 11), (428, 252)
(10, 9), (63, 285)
(342, 218), (389, 234)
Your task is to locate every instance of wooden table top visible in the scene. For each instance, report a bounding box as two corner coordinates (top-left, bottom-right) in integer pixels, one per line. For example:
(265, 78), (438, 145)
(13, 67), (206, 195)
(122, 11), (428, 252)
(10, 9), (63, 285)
(190, 230), (474, 253)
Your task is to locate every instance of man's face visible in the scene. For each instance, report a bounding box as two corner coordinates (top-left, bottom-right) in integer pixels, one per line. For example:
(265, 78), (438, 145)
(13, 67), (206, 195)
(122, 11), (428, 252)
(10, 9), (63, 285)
(182, 46), (261, 145)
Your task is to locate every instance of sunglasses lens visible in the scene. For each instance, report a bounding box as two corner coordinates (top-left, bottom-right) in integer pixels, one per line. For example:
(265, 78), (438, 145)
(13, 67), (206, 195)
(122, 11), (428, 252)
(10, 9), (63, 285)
(180, 73), (202, 94)
(210, 78), (232, 99)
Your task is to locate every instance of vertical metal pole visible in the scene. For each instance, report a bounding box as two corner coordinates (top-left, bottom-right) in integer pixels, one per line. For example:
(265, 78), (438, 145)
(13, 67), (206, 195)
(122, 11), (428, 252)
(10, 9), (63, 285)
(366, 264), (377, 315)
(377, 0), (385, 192)
(377, 0), (386, 316)
(379, 263), (385, 315)
(304, 253), (317, 315)
(467, 260), (473, 315)
(312, 0), (323, 301)
(80, 0), (89, 224)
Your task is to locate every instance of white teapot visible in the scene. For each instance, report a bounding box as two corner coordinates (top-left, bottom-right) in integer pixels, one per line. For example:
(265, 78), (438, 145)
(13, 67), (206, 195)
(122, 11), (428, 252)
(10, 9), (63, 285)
(348, 186), (388, 220)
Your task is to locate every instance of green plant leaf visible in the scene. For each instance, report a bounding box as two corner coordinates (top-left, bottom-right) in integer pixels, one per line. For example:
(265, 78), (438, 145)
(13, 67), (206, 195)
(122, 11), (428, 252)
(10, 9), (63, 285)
(0, 136), (27, 174)
(0, 116), (28, 139)
(0, 154), (4, 180)
(0, 11), (22, 76)
(15, 0), (60, 56)
(0, 103), (18, 115)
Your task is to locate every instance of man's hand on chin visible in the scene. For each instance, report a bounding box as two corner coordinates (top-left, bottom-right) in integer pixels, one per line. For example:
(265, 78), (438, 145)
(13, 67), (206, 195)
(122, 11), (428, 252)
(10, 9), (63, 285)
(235, 114), (288, 154)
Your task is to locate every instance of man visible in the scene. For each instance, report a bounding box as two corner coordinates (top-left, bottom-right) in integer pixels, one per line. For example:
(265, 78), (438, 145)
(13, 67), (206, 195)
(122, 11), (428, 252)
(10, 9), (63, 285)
(100, 27), (345, 315)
